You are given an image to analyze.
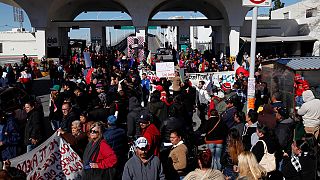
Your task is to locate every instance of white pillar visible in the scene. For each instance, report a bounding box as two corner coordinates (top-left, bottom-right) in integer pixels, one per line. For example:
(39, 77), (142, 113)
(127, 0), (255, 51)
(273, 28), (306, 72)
(35, 29), (46, 59)
(229, 26), (240, 68)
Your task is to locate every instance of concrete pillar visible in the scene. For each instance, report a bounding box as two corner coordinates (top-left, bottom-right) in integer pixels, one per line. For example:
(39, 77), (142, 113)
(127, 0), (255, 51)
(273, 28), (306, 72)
(58, 27), (69, 57)
(214, 26), (228, 55)
(35, 29), (46, 59)
(229, 26), (240, 68)
(45, 25), (59, 58)
(90, 26), (106, 54)
(177, 25), (191, 50)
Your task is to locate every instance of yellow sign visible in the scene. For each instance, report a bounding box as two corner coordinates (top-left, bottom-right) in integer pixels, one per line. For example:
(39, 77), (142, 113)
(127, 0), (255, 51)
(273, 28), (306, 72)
(248, 97), (255, 110)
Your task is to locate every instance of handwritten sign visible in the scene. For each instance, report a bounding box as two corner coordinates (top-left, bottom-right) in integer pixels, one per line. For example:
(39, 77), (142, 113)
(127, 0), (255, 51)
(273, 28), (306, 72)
(10, 133), (83, 180)
(187, 71), (236, 88)
(156, 62), (175, 78)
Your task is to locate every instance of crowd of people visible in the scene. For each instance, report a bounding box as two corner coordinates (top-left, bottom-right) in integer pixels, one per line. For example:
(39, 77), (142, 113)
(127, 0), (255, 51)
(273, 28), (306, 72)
(0, 47), (318, 180)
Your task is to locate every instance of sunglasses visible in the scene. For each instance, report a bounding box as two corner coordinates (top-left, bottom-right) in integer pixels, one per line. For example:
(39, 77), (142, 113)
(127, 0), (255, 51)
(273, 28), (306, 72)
(90, 129), (99, 134)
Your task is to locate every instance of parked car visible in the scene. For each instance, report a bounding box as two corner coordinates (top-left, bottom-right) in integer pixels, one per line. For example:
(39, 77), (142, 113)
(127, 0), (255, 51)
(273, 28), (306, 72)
(156, 48), (174, 62)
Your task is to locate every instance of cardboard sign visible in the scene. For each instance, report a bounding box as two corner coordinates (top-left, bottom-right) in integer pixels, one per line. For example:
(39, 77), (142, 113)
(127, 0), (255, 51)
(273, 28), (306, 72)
(10, 133), (83, 180)
(156, 62), (175, 78)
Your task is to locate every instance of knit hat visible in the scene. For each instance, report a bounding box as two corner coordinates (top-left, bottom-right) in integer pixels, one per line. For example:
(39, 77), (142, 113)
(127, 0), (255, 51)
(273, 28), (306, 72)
(107, 115), (117, 125)
(135, 137), (148, 149)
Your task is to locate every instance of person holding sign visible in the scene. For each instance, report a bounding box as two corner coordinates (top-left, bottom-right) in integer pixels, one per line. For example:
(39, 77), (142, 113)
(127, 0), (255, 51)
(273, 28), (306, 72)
(83, 122), (117, 180)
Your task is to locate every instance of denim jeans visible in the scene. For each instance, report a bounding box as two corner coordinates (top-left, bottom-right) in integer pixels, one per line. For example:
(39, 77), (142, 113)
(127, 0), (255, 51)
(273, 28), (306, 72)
(207, 143), (223, 170)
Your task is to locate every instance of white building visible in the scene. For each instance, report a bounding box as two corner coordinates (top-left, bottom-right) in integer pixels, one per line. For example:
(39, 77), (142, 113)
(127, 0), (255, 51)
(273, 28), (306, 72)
(271, 0), (320, 56)
(0, 28), (45, 59)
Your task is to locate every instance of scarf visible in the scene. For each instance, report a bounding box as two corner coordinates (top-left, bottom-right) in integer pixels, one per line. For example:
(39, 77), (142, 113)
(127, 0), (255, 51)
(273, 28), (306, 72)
(83, 138), (102, 166)
(290, 152), (308, 172)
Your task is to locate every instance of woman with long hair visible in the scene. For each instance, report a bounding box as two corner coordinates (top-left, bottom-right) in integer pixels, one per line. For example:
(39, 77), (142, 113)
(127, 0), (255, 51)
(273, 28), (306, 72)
(82, 122), (117, 180)
(221, 129), (245, 179)
(237, 151), (267, 180)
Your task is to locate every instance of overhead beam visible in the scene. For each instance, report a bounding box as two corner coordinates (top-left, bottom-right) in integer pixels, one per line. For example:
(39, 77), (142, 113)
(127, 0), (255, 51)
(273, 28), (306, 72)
(51, 19), (225, 28)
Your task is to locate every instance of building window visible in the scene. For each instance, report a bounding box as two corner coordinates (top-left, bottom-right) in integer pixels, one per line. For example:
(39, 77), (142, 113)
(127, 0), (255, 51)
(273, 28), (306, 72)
(0, 43), (2, 53)
(283, 12), (289, 19)
(306, 8), (317, 18)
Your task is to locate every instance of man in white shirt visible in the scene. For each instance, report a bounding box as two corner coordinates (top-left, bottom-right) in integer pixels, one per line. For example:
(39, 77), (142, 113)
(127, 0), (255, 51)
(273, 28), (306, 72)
(196, 81), (211, 124)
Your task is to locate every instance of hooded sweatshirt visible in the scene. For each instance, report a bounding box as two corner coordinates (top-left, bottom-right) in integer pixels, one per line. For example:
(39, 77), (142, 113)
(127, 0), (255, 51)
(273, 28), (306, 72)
(298, 90), (320, 127)
(122, 154), (165, 180)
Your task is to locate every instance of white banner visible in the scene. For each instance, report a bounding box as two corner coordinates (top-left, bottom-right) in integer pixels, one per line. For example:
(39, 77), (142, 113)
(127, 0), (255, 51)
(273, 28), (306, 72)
(10, 133), (83, 180)
(156, 62), (175, 78)
(242, 0), (272, 7)
(187, 71), (236, 88)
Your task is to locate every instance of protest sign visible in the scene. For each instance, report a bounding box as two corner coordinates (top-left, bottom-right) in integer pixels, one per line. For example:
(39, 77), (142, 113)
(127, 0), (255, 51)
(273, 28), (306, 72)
(83, 52), (92, 68)
(156, 62), (175, 78)
(10, 133), (83, 180)
(187, 71), (236, 88)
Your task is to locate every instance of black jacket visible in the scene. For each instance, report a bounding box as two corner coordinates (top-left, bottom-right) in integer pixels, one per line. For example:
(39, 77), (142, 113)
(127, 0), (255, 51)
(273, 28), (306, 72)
(274, 118), (295, 153)
(127, 97), (142, 138)
(148, 99), (168, 128)
(251, 136), (277, 162)
(282, 154), (317, 180)
(60, 111), (77, 133)
(197, 117), (228, 141)
(24, 109), (43, 145)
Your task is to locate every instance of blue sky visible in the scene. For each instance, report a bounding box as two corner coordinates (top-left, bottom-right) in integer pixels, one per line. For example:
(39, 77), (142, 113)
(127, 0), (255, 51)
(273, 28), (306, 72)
(0, 0), (300, 41)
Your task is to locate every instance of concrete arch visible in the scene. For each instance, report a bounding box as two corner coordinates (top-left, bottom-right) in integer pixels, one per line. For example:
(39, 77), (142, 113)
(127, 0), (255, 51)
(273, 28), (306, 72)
(48, 0), (131, 21)
(149, 0), (229, 22)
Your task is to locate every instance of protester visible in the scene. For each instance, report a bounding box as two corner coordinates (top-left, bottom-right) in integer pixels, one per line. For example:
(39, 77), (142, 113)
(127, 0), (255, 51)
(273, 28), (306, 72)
(59, 120), (88, 157)
(139, 111), (161, 157)
(221, 97), (237, 129)
(281, 139), (317, 180)
(103, 115), (127, 179)
(0, 112), (20, 160)
(184, 149), (225, 180)
(221, 129), (244, 180)
(60, 102), (77, 133)
(79, 111), (93, 136)
(127, 96), (142, 140)
(49, 85), (63, 130)
(83, 122), (117, 180)
(196, 80), (211, 124)
(237, 151), (267, 180)
(242, 110), (259, 151)
(297, 90), (320, 139)
(251, 124), (277, 173)
(196, 109), (227, 170)
(122, 137), (165, 180)
(231, 111), (246, 136)
(167, 130), (188, 179)
(24, 101), (43, 152)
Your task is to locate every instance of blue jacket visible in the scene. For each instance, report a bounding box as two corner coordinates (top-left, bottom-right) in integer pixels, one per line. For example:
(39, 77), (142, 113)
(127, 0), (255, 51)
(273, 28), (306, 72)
(2, 116), (20, 160)
(103, 126), (127, 156)
(141, 79), (151, 91)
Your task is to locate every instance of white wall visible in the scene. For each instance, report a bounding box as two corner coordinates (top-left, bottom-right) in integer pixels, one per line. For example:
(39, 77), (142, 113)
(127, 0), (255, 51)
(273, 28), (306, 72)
(0, 41), (37, 56)
(271, 0), (320, 56)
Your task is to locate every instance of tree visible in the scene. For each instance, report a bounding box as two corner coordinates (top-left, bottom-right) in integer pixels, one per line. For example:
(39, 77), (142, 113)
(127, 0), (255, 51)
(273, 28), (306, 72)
(269, 0), (285, 19)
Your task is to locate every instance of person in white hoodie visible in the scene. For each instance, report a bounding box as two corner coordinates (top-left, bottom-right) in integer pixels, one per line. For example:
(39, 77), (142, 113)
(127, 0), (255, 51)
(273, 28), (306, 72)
(298, 90), (320, 139)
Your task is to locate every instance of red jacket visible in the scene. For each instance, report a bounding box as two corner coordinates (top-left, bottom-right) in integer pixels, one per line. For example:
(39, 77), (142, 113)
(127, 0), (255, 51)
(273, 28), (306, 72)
(141, 124), (161, 157)
(91, 139), (117, 169)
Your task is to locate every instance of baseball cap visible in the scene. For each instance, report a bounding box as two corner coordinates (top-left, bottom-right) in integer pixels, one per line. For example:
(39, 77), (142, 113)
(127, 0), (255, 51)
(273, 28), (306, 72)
(107, 115), (117, 125)
(50, 85), (61, 91)
(139, 113), (151, 124)
(135, 137), (148, 149)
(221, 82), (231, 92)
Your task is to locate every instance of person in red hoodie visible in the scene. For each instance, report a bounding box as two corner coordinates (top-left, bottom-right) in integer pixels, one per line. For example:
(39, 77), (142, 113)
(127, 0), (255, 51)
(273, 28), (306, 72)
(83, 121), (117, 180)
(139, 111), (161, 157)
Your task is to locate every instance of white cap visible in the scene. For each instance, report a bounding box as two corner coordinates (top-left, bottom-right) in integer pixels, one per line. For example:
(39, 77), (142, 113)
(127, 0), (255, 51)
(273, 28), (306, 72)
(135, 137), (148, 149)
